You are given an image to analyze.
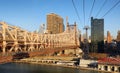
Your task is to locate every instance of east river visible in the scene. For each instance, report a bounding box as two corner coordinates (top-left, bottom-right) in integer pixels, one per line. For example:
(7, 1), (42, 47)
(0, 63), (103, 73)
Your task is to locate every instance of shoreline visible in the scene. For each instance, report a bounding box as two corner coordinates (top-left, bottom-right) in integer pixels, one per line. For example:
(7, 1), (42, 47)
(13, 60), (110, 73)
(14, 60), (79, 69)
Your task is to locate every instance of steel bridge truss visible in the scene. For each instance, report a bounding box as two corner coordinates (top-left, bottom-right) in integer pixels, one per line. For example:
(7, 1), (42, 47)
(0, 22), (80, 55)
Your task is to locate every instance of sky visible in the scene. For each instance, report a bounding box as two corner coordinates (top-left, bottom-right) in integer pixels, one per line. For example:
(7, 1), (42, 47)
(0, 0), (120, 38)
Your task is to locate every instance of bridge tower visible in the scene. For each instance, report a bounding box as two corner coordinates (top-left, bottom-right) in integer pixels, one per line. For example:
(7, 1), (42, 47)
(83, 25), (90, 40)
(82, 25), (90, 58)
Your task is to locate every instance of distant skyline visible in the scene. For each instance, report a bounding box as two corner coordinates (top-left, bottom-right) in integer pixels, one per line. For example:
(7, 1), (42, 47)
(0, 0), (120, 38)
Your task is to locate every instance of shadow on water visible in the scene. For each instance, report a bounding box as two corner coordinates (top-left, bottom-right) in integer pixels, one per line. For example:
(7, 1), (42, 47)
(0, 63), (103, 73)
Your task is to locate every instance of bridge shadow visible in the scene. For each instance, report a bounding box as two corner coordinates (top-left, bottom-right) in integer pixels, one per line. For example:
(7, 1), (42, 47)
(12, 52), (30, 60)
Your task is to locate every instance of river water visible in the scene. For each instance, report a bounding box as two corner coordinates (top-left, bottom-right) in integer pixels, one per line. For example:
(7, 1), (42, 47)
(0, 63), (103, 73)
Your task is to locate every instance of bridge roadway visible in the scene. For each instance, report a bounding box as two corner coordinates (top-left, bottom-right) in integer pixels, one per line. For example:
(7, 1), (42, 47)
(0, 22), (80, 64)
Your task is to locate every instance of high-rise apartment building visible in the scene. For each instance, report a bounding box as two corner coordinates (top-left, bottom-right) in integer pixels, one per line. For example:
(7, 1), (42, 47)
(107, 31), (112, 43)
(47, 13), (64, 34)
(91, 17), (104, 53)
(117, 30), (120, 42)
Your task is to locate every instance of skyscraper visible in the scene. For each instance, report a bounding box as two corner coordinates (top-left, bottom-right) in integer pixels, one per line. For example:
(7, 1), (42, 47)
(91, 17), (104, 53)
(47, 13), (64, 34)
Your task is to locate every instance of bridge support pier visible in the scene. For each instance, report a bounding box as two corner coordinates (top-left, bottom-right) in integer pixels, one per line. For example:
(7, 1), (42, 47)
(2, 41), (6, 55)
(2, 46), (6, 54)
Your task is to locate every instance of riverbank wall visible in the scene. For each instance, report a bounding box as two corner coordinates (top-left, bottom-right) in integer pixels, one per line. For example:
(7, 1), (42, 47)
(13, 56), (113, 73)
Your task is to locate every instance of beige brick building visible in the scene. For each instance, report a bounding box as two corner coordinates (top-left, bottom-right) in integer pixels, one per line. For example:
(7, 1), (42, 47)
(47, 13), (64, 34)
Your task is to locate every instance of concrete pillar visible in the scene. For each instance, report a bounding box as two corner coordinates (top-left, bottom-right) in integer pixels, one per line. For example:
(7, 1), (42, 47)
(114, 66), (118, 72)
(101, 65), (104, 71)
(2, 41), (6, 54)
(108, 65), (111, 72)
(98, 65), (101, 70)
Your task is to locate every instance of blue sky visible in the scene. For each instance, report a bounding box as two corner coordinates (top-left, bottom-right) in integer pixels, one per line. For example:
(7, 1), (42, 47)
(0, 0), (120, 38)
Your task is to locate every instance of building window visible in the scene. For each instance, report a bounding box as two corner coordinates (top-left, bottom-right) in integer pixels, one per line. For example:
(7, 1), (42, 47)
(104, 66), (108, 71)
